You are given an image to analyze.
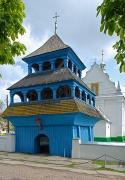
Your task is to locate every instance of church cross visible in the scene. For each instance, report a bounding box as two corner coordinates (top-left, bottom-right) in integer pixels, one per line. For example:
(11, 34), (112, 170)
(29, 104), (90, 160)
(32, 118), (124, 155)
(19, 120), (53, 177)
(101, 50), (104, 63)
(53, 12), (60, 34)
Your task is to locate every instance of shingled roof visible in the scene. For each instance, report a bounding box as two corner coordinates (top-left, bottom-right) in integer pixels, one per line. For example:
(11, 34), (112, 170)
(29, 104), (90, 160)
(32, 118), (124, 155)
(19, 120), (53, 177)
(25, 34), (69, 59)
(2, 98), (104, 119)
(8, 68), (91, 91)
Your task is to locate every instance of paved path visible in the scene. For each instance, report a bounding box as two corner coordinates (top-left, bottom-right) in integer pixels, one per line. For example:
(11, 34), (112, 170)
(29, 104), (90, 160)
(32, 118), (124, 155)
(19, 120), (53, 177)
(0, 152), (124, 180)
(0, 163), (124, 180)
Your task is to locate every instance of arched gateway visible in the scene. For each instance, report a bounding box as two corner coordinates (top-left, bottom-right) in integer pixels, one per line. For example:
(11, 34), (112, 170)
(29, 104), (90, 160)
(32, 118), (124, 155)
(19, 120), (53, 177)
(35, 134), (49, 154)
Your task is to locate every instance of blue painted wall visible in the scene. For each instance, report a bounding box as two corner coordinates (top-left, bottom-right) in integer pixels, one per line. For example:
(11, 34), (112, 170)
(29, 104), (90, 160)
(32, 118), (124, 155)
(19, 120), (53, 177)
(23, 47), (86, 70)
(8, 112), (99, 157)
(15, 126), (73, 157)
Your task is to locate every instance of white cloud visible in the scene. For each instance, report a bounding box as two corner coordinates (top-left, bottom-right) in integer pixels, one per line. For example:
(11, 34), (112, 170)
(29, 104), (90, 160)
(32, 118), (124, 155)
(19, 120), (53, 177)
(14, 24), (50, 62)
(0, 24), (50, 103)
(104, 42), (116, 61)
(18, 24), (49, 56)
(0, 65), (25, 82)
(0, 65), (26, 102)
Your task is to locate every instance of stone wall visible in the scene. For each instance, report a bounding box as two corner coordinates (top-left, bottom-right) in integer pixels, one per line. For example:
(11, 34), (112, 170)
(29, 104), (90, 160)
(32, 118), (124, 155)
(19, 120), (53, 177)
(0, 134), (15, 152)
(72, 139), (125, 161)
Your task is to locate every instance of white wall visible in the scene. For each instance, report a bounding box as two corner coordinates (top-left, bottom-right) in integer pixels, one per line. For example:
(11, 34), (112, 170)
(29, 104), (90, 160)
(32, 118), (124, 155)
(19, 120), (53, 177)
(96, 95), (124, 137)
(83, 63), (125, 137)
(94, 120), (110, 137)
(122, 102), (125, 135)
(0, 134), (15, 152)
(106, 122), (111, 137)
(72, 139), (125, 161)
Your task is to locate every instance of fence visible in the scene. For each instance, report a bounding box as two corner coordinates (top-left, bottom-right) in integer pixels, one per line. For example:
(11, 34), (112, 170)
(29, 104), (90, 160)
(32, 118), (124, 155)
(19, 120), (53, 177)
(72, 139), (125, 161)
(0, 134), (15, 152)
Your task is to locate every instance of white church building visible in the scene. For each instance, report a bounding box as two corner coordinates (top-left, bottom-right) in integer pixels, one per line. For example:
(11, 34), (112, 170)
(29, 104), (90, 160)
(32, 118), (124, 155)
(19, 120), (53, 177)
(83, 62), (125, 142)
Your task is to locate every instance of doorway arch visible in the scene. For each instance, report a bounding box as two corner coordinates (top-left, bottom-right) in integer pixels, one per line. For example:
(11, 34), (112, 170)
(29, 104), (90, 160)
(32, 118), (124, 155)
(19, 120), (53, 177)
(35, 134), (49, 154)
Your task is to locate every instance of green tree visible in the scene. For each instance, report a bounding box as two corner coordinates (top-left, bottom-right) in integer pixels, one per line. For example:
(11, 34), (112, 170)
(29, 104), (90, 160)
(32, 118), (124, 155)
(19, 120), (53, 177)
(97, 0), (125, 72)
(0, 0), (26, 65)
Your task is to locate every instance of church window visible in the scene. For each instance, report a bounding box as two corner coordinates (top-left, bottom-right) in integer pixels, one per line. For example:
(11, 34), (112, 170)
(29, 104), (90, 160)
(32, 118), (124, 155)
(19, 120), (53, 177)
(68, 60), (72, 70)
(91, 83), (99, 96)
(31, 64), (39, 73)
(55, 58), (64, 69)
(56, 85), (71, 98)
(73, 65), (77, 74)
(82, 91), (86, 102)
(27, 90), (38, 101)
(13, 92), (24, 103)
(43, 62), (51, 71)
(42, 88), (53, 100)
(75, 86), (80, 98)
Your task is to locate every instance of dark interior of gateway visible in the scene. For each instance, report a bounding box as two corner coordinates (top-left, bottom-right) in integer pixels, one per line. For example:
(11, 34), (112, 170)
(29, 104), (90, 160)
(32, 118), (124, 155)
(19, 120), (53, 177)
(36, 134), (49, 154)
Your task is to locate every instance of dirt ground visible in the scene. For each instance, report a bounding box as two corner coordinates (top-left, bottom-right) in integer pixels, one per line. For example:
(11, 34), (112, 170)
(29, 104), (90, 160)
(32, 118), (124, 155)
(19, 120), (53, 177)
(0, 153), (124, 180)
(0, 163), (124, 180)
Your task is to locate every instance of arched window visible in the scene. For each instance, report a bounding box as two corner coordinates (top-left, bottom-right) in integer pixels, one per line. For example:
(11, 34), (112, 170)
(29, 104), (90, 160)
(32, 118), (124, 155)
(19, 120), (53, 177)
(82, 91), (86, 102)
(31, 64), (39, 73)
(87, 94), (91, 104)
(73, 65), (77, 74)
(27, 90), (38, 102)
(78, 70), (81, 78)
(92, 97), (95, 106)
(57, 85), (71, 98)
(43, 62), (51, 71)
(68, 60), (72, 70)
(13, 92), (24, 103)
(75, 86), (80, 98)
(55, 58), (64, 69)
(41, 88), (53, 100)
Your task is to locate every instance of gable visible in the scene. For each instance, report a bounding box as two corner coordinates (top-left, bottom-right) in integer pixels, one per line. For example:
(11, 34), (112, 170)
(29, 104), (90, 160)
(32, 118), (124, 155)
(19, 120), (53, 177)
(83, 63), (117, 96)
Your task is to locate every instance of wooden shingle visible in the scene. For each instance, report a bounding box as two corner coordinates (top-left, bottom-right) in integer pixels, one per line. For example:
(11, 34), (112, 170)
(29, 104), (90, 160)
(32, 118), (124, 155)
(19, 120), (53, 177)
(24, 34), (69, 59)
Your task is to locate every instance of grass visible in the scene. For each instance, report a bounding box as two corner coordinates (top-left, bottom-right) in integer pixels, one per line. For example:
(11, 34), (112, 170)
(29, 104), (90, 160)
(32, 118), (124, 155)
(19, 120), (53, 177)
(92, 160), (125, 166)
(65, 162), (77, 168)
(0, 133), (6, 136)
(93, 160), (125, 174)
(97, 167), (125, 174)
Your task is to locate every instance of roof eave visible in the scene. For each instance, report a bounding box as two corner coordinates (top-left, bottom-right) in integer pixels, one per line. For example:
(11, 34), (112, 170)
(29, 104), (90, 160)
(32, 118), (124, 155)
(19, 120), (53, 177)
(67, 47), (86, 70)
(22, 47), (69, 63)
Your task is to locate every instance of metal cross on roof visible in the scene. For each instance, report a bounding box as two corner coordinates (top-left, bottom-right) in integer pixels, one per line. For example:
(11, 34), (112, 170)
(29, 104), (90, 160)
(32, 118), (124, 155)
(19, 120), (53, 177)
(101, 49), (104, 63)
(53, 12), (60, 34)
(100, 49), (106, 71)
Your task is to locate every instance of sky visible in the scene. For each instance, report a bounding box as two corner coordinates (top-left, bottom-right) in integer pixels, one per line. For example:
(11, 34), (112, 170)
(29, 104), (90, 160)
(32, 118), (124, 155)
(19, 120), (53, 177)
(0, 0), (125, 105)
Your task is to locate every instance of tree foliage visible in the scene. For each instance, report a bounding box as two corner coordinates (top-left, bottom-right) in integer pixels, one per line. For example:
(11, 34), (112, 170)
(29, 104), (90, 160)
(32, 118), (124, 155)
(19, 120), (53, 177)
(97, 0), (125, 72)
(0, 117), (14, 132)
(0, 0), (26, 65)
